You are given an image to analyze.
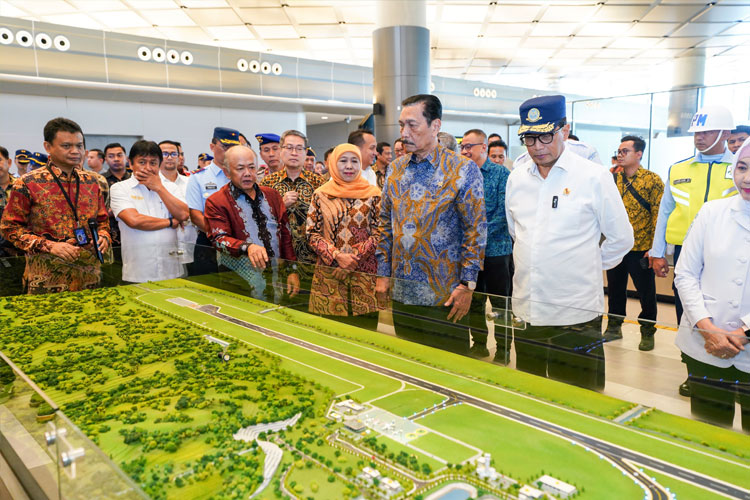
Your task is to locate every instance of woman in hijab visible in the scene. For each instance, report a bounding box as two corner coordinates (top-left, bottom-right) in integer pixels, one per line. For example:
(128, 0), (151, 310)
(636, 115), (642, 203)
(674, 136), (750, 431)
(306, 143), (382, 329)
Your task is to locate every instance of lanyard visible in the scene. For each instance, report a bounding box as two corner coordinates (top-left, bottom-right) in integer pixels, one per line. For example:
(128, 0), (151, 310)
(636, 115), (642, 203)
(47, 165), (81, 226)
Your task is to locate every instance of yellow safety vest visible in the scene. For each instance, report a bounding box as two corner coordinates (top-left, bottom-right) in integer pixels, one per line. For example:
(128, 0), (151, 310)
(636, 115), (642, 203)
(665, 152), (737, 245)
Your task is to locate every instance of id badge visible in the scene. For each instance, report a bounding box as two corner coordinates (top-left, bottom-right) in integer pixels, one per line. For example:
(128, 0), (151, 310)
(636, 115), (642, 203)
(74, 227), (88, 246)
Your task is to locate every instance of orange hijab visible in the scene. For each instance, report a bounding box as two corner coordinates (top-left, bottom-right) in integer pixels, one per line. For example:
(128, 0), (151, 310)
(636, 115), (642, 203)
(316, 143), (381, 199)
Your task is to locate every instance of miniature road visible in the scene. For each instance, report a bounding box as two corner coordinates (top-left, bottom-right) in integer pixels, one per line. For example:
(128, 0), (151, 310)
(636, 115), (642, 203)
(196, 304), (750, 500)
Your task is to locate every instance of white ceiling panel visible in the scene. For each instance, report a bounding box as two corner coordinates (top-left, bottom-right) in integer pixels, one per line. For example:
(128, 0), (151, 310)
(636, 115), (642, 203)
(697, 35), (750, 47)
(337, 6), (375, 25)
(0, 2), (27, 17)
(672, 22), (734, 37)
(478, 37), (522, 49)
(204, 25), (254, 40)
(540, 5), (599, 23)
(441, 4), (489, 23)
(530, 23), (578, 37)
(8, 0), (76, 14)
(344, 24), (375, 37)
(268, 38), (308, 51)
(433, 48), (475, 59)
(641, 5), (707, 22)
(439, 36), (479, 49)
(186, 8), (242, 26)
(591, 5), (650, 22)
(181, 0), (228, 7)
(90, 11), (150, 29)
(305, 37), (343, 51)
(513, 48), (556, 59)
(441, 23), (482, 38)
(288, 7), (339, 24)
(140, 9), (196, 27)
(597, 47), (643, 58)
(627, 22), (680, 37)
(723, 22), (750, 35)
(349, 37), (372, 49)
(656, 36), (705, 48)
(490, 5), (542, 23)
(253, 25), (299, 39)
(522, 37), (568, 49)
(470, 58), (507, 68)
(693, 6), (750, 22)
(238, 8), (289, 25)
(69, 0), (128, 11)
(40, 12), (101, 29)
(576, 22), (632, 37)
(555, 48), (600, 58)
(608, 37), (661, 49)
(296, 24), (341, 38)
(565, 36), (611, 48)
(157, 26), (214, 43)
(125, 1), (176, 9)
(218, 39), (264, 52)
(484, 23), (533, 37)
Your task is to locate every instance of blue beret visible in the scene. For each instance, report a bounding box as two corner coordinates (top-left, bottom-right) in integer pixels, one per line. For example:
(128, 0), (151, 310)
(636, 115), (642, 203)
(213, 127), (241, 145)
(15, 149), (31, 162)
(198, 153), (214, 161)
(518, 95), (566, 135)
(255, 133), (280, 146)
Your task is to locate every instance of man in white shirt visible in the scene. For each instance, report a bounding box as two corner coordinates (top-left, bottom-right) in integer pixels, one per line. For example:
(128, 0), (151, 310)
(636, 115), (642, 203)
(159, 140), (198, 267)
(348, 129), (378, 186)
(505, 95), (633, 390)
(110, 140), (190, 283)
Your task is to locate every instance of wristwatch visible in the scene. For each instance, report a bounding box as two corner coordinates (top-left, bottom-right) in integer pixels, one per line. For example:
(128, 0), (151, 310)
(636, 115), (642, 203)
(240, 243), (249, 253)
(460, 280), (476, 291)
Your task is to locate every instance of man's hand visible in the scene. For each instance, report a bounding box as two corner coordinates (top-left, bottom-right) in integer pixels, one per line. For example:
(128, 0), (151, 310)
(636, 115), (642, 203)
(335, 251), (359, 271)
(97, 234), (109, 254)
(650, 256), (669, 278)
(246, 244), (269, 270)
(445, 285), (472, 323)
(135, 165), (163, 191)
(286, 272), (300, 297)
(49, 241), (81, 262)
(375, 277), (390, 307)
(282, 191), (299, 208)
(697, 319), (746, 359)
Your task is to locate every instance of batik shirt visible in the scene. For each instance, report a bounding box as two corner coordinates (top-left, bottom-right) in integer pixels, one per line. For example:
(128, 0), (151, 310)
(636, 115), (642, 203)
(613, 167), (664, 252)
(306, 192), (382, 316)
(480, 158), (512, 258)
(261, 168), (325, 264)
(376, 144), (487, 306)
(0, 162), (110, 293)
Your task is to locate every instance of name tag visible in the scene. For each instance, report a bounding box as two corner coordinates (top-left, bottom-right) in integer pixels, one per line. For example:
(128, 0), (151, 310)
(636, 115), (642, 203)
(673, 178), (691, 185)
(726, 165), (733, 179)
(205, 182), (217, 191)
(131, 195), (144, 200)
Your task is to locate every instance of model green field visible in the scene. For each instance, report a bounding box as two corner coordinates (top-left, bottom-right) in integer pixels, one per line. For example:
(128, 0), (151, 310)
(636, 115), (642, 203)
(0, 278), (748, 500)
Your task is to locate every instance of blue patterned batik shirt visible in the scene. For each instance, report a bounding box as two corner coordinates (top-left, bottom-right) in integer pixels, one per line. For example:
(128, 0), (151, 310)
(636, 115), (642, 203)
(480, 158), (512, 258)
(376, 144), (487, 306)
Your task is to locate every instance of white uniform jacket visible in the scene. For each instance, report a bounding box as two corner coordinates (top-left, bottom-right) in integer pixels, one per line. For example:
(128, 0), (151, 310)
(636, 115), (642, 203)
(674, 196), (750, 372)
(505, 145), (634, 326)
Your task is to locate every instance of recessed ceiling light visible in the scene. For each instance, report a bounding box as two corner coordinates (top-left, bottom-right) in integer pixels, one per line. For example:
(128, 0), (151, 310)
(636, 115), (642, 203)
(321, 116), (329, 120)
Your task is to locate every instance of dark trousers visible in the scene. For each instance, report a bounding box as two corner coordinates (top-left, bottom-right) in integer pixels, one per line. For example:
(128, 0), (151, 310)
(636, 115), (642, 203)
(606, 251), (657, 336)
(470, 255), (512, 362)
(391, 301), (472, 356)
(683, 353), (750, 432)
(187, 232), (218, 276)
(672, 245), (683, 323)
(514, 317), (605, 391)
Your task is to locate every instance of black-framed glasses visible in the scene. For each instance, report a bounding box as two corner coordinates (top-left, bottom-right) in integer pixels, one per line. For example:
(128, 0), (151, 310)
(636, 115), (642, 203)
(616, 148), (632, 157)
(460, 142), (483, 151)
(520, 128), (559, 147)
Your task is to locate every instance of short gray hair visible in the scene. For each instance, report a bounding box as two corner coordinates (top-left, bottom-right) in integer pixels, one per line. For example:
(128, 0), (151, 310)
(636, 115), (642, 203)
(280, 129), (308, 148)
(438, 132), (459, 153)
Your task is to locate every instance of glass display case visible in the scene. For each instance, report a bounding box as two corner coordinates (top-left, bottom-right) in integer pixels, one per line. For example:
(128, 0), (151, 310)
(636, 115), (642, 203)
(0, 246), (748, 500)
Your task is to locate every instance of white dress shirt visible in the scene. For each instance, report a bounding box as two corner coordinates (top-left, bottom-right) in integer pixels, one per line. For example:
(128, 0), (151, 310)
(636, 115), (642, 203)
(674, 196), (750, 372)
(505, 145), (634, 326)
(110, 176), (185, 283)
(162, 173), (198, 264)
(360, 165), (377, 186)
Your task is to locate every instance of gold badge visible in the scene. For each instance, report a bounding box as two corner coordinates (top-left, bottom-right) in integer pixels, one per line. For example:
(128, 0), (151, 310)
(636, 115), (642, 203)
(527, 108), (541, 122)
(563, 188), (570, 196)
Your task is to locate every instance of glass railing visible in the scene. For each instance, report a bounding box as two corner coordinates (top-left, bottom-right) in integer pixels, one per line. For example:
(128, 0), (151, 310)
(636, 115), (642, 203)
(0, 245), (748, 500)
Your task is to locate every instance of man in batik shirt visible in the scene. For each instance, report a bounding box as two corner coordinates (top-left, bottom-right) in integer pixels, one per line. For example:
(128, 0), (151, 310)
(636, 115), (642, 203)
(0, 117), (110, 294)
(376, 94), (487, 354)
(260, 130), (325, 267)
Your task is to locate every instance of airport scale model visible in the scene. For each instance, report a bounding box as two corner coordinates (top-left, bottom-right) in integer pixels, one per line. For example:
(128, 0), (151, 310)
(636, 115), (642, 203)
(0, 277), (748, 500)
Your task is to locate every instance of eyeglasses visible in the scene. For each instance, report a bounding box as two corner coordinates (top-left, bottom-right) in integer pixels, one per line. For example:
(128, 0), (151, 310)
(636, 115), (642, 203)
(162, 152), (179, 158)
(282, 145), (306, 153)
(616, 148), (632, 157)
(520, 128), (560, 147)
(460, 142), (483, 151)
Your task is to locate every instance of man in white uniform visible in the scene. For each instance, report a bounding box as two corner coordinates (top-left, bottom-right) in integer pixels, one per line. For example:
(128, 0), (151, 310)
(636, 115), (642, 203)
(110, 140), (189, 283)
(505, 95), (633, 390)
(159, 140), (198, 267)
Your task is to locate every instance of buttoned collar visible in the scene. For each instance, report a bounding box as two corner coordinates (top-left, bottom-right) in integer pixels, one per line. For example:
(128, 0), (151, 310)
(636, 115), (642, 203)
(526, 143), (570, 178)
(408, 144), (440, 168)
(480, 157), (500, 172)
(47, 161), (79, 180)
(209, 162), (227, 178)
(230, 181), (262, 202)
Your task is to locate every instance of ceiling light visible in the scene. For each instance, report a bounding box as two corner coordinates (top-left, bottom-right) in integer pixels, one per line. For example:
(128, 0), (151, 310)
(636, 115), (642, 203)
(249, 60), (260, 73)
(261, 61), (271, 74)
(237, 58), (248, 71)
(54, 35), (70, 51)
(16, 30), (32, 47)
(167, 49), (180, 63)
(0, 28), (12, 45)
(152, 47), (166, 62)
(321, 116), (329, 120)
(35, 33), (52, 49)
(272, 62), (282, 75)
(181, 51), (193, 65)
(137, 46), (151, 61)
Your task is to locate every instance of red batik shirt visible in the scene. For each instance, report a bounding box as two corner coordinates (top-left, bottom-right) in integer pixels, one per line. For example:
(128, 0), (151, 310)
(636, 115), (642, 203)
(0, 162), (110, 293)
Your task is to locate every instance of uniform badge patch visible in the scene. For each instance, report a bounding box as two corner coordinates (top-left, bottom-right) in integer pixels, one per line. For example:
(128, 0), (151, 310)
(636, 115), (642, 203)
(527, 108), (541, 122)
(673, 178), (691, 185)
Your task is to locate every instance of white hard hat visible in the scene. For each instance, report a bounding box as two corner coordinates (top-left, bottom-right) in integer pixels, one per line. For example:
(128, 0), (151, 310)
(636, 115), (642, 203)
(688, 104), (735, 133)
